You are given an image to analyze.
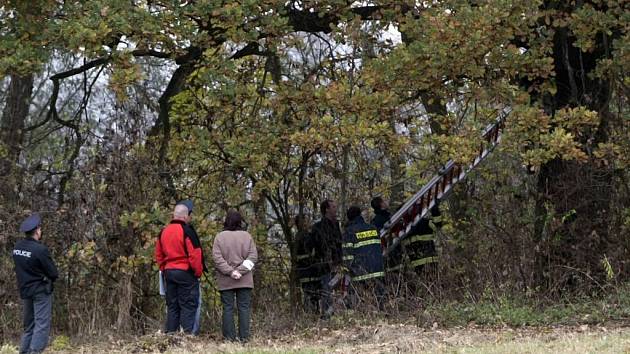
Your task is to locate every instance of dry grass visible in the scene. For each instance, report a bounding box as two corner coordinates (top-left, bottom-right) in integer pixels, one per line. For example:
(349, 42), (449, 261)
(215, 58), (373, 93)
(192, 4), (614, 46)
(3, 322), (629, 354)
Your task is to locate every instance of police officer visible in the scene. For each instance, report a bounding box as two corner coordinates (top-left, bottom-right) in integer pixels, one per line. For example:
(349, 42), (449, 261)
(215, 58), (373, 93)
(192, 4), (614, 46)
(12, 213), (58, 354)
(343, 206), (385, 310)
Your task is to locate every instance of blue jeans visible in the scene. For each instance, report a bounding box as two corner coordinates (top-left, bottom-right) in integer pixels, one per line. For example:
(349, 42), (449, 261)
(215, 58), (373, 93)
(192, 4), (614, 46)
(20, 291), (52, 354)
(192, 282), (202, 335)
(220, 288), (252, 342)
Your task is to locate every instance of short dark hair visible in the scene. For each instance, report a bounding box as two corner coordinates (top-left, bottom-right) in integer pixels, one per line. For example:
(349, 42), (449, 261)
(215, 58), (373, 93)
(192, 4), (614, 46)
(371, 197), (383, 211)
(223, 210), (243, 231)
(25, 228), (37, 238)
(294, 214), (306, 227)
(320, 199), (333, 216)
(346, 206), (362, 221)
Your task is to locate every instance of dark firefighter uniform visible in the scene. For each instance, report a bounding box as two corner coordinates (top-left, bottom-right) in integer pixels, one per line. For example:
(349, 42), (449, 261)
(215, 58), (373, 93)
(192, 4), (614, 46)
(342, 215), (385, 307)
(371, 208), (390, 232)
(155, 219), (205, 333)
(307, 218), (343, 274)
(295, 230), (319, 312)
(402, 205), (442, 277)
(12, 213), (58, 354)
(306, 217), (342, 316)
(373, 208), (404, 285)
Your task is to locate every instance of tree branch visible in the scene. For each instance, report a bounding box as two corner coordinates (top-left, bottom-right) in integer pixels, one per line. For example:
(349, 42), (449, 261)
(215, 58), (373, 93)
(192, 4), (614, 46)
(49, 57), (110, 81)
(131, 49), (171, 59)
(286, 5), (384, 34)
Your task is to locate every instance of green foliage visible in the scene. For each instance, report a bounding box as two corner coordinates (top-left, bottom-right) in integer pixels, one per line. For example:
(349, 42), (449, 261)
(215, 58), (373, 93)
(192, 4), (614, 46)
(0, 344), (18, 354)
(420, 283), (630, 328)
(51, 335), (72, 351)
(0, 1), (55, 76)
(602, 256), (615, 281)
(1, 0), (628, 340)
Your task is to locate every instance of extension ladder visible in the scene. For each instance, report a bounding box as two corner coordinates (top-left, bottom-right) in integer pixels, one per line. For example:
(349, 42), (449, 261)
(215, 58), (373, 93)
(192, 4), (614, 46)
(380, 109), (510, 256)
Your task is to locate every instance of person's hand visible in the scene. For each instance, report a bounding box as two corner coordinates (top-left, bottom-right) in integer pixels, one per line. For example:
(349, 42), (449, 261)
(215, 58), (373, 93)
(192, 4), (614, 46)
(231, 270), (242, 280)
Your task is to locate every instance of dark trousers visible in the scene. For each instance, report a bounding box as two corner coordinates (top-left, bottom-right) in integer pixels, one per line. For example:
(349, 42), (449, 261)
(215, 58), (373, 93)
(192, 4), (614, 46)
(220, 288), (252, 342)
(319, 273), (334, 318)
(20, 291), (52, 354)
(164, 269), (199, 333)
(349, 278), (385, 310)
(301, 281), (321, 313)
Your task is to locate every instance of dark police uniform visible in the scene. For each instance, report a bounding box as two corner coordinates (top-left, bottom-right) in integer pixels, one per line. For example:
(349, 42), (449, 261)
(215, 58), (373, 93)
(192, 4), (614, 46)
(342, 215), (385, 308)
(12, 213), (58, 354)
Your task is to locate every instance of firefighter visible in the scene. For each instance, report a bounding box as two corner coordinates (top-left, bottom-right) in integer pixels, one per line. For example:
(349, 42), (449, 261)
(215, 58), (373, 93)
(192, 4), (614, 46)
(402, 203), (442, 284)
(13, 213), (58, 354)
(373, 199), (404, 295)
(343, 206), (385, 310)
(155, 203), (205, 334)
(370, 197), (390, 231)
(294, 215), (319, 313)
(306, 199), (343, 318)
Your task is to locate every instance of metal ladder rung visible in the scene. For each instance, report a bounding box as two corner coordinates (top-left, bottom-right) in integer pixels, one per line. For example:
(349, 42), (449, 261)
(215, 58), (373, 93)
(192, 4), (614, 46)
(380, 108), (511, 256)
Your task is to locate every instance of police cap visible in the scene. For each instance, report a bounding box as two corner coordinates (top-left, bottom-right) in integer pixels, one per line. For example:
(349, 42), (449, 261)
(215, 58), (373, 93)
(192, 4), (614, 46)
(177, 200), (193, 214)
(19, 213), (41, 233)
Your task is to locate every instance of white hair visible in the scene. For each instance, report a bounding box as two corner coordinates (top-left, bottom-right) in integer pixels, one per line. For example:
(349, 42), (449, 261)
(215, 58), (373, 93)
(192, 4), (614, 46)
(173, 204), (189, 218)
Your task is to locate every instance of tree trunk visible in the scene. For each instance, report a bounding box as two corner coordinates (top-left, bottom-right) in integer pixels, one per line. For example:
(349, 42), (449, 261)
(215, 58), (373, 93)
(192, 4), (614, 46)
(0, 73), (34, 204)
(533, 24), (614, 290)
(339, 145), (350, 216)
(387, 138), (406, 209)
(289, 151), (310, 309)
(147, 56), (200, 202)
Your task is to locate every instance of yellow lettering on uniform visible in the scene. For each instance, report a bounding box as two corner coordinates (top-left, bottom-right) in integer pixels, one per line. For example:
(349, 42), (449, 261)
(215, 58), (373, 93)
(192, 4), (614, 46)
(355, 230), (377, 239)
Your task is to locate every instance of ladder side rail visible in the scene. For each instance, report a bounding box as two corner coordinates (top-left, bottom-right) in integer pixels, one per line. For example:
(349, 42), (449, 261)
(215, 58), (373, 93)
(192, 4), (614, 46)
(381, 109), (510, 255)
(381, 172), (445, 234)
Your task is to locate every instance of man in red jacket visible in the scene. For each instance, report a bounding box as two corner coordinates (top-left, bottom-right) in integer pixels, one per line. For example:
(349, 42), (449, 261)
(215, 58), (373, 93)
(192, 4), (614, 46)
(155, 203), (204, 333)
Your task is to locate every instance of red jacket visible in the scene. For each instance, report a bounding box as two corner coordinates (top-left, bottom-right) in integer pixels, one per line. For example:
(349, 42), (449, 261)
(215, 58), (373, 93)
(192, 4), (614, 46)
(155, 220), (204, 278)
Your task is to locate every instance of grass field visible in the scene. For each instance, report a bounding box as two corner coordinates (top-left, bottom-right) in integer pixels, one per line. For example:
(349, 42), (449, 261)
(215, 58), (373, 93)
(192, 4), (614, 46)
(3, 322), (630, 353)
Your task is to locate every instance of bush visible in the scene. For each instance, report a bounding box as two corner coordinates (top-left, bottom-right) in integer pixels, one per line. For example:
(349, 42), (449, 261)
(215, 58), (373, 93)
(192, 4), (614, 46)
(0, 344), (18, 354)
(51, 335), (72, 351)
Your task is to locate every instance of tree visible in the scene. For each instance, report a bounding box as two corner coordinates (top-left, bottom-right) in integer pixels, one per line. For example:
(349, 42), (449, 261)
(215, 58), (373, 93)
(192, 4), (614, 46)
(363, 0), (628, 288)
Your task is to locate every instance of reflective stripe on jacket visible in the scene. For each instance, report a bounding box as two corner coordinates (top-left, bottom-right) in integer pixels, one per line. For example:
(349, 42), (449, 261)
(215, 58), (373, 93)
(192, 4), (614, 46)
(296, 231), (319, 285)
(342, 216), (384, 282)
(403, 206), (441, 269)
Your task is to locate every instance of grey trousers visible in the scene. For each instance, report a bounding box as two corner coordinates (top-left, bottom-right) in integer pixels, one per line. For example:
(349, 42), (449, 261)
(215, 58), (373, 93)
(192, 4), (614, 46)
(20, 291), (52, 354)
